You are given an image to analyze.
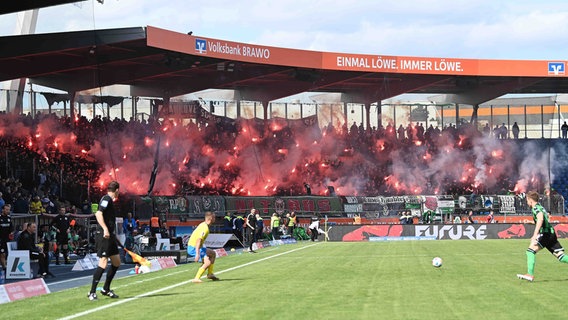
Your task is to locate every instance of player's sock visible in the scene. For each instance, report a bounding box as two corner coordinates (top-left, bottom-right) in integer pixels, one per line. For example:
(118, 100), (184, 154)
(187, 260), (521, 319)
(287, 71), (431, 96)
(526, 248), (536, 275)
(90, 266), (105, 294)
(103, 265), (119, 291)
(207, 264), (214, 275)
(557, 253), (568, 263)
(194, 267), (206, 279)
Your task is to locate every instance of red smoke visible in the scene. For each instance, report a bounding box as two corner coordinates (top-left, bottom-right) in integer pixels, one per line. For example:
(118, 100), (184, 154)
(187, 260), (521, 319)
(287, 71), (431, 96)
(0, 111), (554, 198)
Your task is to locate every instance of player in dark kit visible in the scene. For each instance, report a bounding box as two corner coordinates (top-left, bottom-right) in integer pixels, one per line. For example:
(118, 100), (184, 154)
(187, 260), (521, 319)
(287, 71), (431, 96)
(50, 207), (71, 264)
(245, 208), (257, 253)
(517, 191), (568, 282)
(88, 181), (121, 301)
(0, 204), (13, 271)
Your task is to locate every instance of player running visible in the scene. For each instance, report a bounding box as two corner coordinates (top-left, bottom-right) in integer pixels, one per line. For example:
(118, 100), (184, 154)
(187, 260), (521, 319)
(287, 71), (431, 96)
(517, 191), (568, 282)
(188, 211), (219, 283)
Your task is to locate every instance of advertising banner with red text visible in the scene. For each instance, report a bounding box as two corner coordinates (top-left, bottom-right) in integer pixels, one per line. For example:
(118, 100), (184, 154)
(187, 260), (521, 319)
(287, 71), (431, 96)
(329, 223), (568, 242)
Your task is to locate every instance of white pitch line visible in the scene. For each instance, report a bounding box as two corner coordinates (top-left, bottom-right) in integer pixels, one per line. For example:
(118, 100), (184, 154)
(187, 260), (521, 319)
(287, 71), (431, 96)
(55, 246), (284, 293)
(58, 243), (319, 320)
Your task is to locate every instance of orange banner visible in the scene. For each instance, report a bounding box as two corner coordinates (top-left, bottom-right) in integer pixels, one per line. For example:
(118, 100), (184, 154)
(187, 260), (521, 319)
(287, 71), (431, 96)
(146, 26), (568, 78)
(321, 53), (561, 77)
(147, 26), (321, 69)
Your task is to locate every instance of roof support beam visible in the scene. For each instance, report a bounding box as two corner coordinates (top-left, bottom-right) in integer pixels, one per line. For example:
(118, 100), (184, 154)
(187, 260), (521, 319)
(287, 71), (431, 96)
(429, 77), (547, 105)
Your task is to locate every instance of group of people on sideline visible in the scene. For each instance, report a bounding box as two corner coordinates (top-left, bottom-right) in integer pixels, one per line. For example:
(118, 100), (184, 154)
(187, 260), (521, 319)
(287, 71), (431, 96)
(0, 201), (91, 278)
(399, 209), (498, 225)
(222, 210), (323, 247)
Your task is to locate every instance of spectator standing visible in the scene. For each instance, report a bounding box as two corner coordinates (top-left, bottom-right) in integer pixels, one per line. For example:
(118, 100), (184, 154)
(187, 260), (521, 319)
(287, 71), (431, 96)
(222, 212), (232, 234)
(512, 122), (520, 139)
(282, 213), (290, 235)
(123, 212), (137, 238)
(42, 198), (57, 215)
(0, 204), (13, 271)
(255, 212), (264, 241)
(81, 199), (92, 215)
(304, 182), (311, 195)
(245, 208), (257, 253)
(17, 223), (53, 278)
(422, 210), (433, 224)
(88, 181), (121, 301)
(499, 123), (508, 139)
(400, 210), (413, 224)
(406, 210), (414, 224)
(399, 211), (408, 224)
(29, 196), (45, 215)
(37, 171), (47, 188)
(482, 123), (491, 136)
(287, 212), (297, 237)
(492, 125), (500, 138)
(12, 193), (30, 214)
(270, 213), (280, 240)
(562, 121), (568, 139)
(50, 207), (71, 265)
(150, 212), (161, 238)
(397, 125), (405, 140)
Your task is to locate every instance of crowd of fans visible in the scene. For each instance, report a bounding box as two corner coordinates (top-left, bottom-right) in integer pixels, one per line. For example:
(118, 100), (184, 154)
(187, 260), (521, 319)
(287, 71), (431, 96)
(0, 109), (532, 203)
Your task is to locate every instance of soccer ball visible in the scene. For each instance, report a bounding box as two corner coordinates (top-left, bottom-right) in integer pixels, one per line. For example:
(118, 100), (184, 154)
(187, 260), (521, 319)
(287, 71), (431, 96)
(432, 257), (443, 268)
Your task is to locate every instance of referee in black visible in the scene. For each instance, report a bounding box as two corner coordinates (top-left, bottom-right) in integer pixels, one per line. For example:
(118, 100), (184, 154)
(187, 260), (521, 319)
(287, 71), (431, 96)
(245, 208), (257, 253)
(50, 207), (71, 264)
(88, 181), (121, 301)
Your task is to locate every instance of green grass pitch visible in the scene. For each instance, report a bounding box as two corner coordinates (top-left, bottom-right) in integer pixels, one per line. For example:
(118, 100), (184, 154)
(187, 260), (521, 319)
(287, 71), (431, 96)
(4, 239), (568, 320)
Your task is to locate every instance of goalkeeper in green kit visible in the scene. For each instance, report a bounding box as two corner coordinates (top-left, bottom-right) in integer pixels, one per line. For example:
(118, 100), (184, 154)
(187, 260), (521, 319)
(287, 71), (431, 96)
(517, 191), (568, 282)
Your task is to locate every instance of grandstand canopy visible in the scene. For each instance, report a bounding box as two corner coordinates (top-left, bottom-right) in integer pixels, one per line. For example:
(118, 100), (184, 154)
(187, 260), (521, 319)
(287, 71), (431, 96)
(2, 25), (568, 105)
(0, 0), (87, 15)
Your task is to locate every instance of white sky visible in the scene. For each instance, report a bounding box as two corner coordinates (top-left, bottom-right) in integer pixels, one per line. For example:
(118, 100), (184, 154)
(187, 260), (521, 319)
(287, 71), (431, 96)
(1, 0), (568, 104)
(2, 0), (568, 60)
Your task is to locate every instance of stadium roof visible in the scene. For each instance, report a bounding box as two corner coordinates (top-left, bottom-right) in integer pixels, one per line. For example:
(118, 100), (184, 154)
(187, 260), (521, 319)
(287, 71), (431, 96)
(2, 26), (568, 105)
(0, 0), (88, 15)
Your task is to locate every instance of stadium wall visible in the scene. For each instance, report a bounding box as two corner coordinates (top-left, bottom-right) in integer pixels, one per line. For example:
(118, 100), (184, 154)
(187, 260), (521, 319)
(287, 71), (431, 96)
(132, 193), (565, 225)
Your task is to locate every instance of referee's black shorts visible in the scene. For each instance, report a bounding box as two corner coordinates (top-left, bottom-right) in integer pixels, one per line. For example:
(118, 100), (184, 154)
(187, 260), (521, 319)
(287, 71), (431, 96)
(95, 232), (120, 258)
(56, 232), (68, 246)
